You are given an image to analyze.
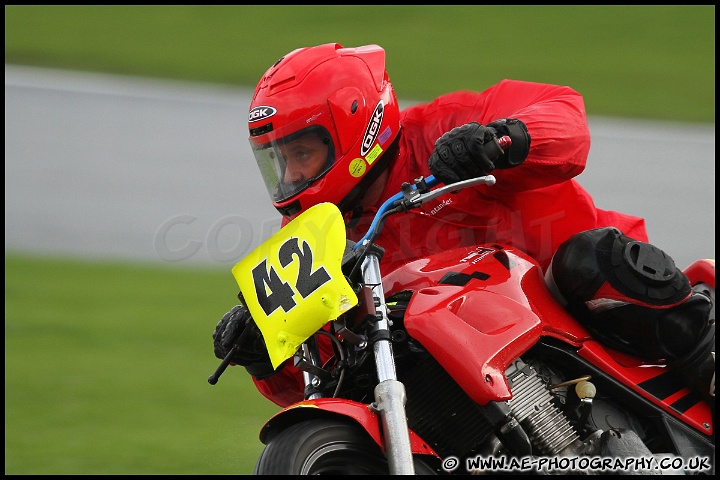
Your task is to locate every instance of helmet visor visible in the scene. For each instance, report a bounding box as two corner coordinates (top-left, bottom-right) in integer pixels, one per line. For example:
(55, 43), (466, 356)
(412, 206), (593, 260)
(252, 125), (335, 203)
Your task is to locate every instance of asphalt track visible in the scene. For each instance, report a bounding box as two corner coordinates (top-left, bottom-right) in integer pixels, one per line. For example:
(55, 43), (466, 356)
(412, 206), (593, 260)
(5, 65), (715, 271)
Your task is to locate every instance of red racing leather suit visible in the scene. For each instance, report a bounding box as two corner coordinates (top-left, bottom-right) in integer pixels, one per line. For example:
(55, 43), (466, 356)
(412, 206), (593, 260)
(251, 79), (648, 407)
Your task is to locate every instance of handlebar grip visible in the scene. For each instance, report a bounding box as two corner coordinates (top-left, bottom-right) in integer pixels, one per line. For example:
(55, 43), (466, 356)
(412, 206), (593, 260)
(426, 135), (511, 188)
(485, 135), (512, 159)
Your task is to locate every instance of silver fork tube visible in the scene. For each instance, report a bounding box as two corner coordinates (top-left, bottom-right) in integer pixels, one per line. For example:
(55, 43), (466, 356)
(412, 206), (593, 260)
(361, 252), (415, 475)
(300, 342), (323, 400)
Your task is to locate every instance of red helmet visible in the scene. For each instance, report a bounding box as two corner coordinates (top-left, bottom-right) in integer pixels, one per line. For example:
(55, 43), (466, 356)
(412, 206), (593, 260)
(248, 43), (401, 217)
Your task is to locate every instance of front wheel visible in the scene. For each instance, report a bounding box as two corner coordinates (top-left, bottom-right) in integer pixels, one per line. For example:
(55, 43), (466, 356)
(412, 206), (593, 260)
(254, 418), (438, 475)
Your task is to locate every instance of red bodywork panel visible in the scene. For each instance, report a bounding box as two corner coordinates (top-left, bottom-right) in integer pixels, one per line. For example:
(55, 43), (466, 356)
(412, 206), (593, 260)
(383, 244), (714, 435)
(384, 245), (588, 404)
(684, 258), (716, 288)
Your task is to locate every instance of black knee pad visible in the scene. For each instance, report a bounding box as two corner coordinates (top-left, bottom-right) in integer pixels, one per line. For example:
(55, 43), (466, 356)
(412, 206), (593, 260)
(545, 227), (702, 361)
(546, 227), (691, 309)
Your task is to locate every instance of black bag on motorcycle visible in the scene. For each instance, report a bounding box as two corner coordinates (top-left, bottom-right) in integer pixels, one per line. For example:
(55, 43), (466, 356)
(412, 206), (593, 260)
(545, 227), (715, 398)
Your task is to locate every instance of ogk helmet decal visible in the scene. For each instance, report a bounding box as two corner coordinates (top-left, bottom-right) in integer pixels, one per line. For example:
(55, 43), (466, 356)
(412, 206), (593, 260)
(248, 43), (400, 217)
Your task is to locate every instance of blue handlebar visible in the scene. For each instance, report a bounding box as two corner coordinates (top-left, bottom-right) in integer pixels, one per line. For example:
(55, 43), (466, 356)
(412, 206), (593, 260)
(352, 175), (439, 250)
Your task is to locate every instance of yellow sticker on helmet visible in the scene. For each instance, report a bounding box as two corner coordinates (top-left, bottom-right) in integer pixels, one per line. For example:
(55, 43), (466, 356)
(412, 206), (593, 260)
(365, 144), (383, 165)
(349, 158), (367, 178)
(232, 203), (358, 369)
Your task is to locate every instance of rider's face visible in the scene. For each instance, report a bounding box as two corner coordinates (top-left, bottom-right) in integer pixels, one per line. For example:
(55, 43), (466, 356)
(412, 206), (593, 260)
(280, 133), (329, 186)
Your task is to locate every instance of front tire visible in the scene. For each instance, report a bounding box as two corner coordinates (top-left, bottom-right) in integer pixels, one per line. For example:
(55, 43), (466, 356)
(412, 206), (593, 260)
(254, 418), (437, 475)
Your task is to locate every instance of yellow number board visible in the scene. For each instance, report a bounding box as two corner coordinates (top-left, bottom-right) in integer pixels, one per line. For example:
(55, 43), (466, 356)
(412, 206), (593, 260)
(232, 203), (358, 369)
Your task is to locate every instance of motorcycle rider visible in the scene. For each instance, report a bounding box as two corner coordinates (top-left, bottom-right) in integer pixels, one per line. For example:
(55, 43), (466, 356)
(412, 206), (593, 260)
(213, 43), (714, 407)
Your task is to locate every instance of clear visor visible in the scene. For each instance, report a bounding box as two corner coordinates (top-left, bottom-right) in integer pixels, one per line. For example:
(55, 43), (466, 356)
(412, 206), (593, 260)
(252, 125), (335, 203)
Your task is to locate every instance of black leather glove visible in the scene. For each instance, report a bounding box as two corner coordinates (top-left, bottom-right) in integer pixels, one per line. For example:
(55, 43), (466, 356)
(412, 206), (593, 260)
(429, 122), (497, 185)
(212, 304), (276, 379)
(428, 119), (531, 185)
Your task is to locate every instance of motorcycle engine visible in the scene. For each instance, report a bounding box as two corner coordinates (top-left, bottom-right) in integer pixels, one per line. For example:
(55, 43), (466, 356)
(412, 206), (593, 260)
(505, 358), (587, 456)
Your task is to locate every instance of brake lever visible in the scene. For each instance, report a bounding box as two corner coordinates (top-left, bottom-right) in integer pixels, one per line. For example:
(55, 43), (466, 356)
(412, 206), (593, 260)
(399, 174), (496, 210)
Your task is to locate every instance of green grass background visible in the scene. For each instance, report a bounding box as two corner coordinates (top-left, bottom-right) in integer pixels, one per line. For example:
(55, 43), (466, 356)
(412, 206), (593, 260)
(5, 253), (280, 474)
(4, 5), (715, 475)
(5, 5), (715, 123)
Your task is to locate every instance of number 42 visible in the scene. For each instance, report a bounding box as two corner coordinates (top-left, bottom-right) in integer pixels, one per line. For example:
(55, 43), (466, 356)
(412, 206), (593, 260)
(251, 237), (331, 316)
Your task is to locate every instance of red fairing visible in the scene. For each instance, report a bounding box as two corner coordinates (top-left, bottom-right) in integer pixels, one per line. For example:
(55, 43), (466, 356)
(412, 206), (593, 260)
(385, 244), (590, 405)
(385, 245), (714, 433)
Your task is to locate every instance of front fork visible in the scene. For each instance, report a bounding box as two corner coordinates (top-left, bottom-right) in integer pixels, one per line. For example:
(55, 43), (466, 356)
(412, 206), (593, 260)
(361, 251), (416, 475)
(296, 248), (416, 475)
